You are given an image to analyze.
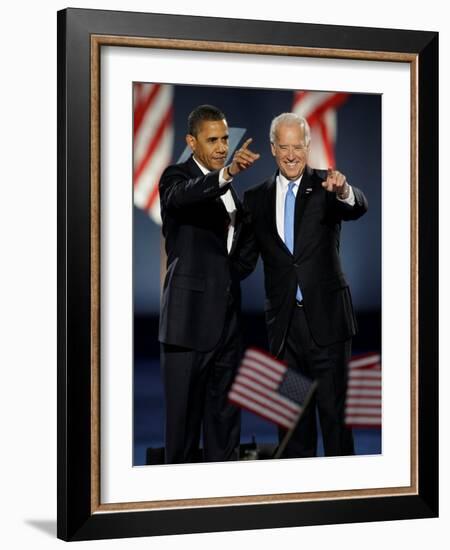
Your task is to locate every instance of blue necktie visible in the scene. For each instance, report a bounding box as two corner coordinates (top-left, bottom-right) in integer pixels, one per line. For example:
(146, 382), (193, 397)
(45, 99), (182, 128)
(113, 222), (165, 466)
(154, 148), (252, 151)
(284, 182), (303, 302)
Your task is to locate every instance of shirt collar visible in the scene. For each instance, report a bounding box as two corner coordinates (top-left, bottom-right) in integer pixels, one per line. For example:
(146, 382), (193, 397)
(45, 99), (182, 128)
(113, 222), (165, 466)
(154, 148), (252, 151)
(278, 171), (303, 191)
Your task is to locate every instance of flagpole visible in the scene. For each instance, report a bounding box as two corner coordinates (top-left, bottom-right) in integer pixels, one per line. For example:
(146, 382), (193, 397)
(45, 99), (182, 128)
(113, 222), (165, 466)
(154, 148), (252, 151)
(273, 380), (318, 459)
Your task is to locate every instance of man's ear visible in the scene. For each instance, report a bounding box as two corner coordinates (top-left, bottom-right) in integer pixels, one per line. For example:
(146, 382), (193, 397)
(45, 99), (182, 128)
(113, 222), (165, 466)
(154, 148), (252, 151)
(270, 142), (276, 157)
(186, 133), (196, 152)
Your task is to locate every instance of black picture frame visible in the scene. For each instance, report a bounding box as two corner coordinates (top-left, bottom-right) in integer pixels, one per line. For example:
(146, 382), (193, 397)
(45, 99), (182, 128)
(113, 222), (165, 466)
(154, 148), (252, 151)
(57, 7), (438, 541)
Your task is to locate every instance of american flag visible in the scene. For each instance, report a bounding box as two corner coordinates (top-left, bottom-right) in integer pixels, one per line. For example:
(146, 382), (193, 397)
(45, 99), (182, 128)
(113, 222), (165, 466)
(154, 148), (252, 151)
(345, 352), (382, 428)
(228, 347), (316, 430)
(292, 91), (349, 169)
(133, 83), (174, 224)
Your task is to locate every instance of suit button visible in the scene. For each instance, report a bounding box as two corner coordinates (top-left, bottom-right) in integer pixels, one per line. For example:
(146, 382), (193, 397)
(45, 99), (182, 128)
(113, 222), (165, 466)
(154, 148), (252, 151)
(293, 262), (299, 268)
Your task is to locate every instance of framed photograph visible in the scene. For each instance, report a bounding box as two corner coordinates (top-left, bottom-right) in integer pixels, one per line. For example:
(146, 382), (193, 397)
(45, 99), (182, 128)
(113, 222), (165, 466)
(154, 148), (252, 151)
(57, 8), (438, 541)
(131, 82), (382, 468)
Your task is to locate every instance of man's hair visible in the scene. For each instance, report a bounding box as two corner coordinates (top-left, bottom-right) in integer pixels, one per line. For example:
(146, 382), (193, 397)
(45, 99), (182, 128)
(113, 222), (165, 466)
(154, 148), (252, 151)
(188, 104), (226, 137)
(269, 112), (311, 146)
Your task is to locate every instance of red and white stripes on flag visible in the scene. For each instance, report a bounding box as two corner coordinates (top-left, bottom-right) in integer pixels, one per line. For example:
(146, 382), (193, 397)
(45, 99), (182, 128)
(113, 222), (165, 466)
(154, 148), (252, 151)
(133, 83), (174, 224)
(228, 348), (312, 430)
(292, 91), (349, 169)
(345, 352), (382, 428)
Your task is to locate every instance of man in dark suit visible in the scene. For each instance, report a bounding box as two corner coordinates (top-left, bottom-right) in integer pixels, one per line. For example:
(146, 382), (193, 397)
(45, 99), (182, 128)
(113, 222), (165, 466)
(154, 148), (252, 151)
(243, 112), (368, 458)
(158, 104), (259, 464)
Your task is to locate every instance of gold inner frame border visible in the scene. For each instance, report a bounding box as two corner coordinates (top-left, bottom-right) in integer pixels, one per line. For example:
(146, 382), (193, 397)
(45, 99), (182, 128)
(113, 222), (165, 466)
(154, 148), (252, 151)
(89, 34), (419, 514)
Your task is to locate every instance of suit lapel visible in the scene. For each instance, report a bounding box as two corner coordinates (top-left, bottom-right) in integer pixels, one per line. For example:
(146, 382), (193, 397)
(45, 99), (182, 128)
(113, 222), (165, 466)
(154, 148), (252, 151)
(187, 154), (229, 218)
(229, 183), (241, 216)
(186, 155), (203, 177)
(229, 184), (243, 256)
(265, 173), (292, 256)
(263, 167), (315, 257)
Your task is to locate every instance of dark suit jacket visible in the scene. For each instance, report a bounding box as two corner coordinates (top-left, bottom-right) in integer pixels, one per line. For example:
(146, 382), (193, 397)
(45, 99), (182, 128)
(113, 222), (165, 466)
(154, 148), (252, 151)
(158, 156), (253, 352)
(243, 166), (368, 356)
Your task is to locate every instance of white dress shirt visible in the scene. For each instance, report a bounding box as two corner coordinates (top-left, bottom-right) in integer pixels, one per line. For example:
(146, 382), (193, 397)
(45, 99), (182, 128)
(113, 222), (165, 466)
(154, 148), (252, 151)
(193, 157), (236, 253)
(275, 171), (355, 242)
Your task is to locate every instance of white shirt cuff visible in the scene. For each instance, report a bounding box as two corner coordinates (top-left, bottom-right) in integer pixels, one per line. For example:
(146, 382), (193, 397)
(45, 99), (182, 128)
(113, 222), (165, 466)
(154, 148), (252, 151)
(337, 185), (355, 206)
(219, 167), (232, 187)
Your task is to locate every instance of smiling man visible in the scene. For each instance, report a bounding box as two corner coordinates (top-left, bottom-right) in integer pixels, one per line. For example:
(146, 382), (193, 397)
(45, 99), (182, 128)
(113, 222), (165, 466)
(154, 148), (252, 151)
(158, 104), (259, 464)
(242, 112), (368, 459)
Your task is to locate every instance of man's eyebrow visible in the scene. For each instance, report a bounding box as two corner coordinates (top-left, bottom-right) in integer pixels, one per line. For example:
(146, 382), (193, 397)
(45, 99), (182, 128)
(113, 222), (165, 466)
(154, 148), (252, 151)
(207, 134), (229, 140)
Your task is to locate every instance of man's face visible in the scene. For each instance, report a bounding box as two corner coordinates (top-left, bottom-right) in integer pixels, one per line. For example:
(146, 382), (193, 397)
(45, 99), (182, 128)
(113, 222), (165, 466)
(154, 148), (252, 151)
(271, 123), (309, 181)
(186, 119), (229, 171)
